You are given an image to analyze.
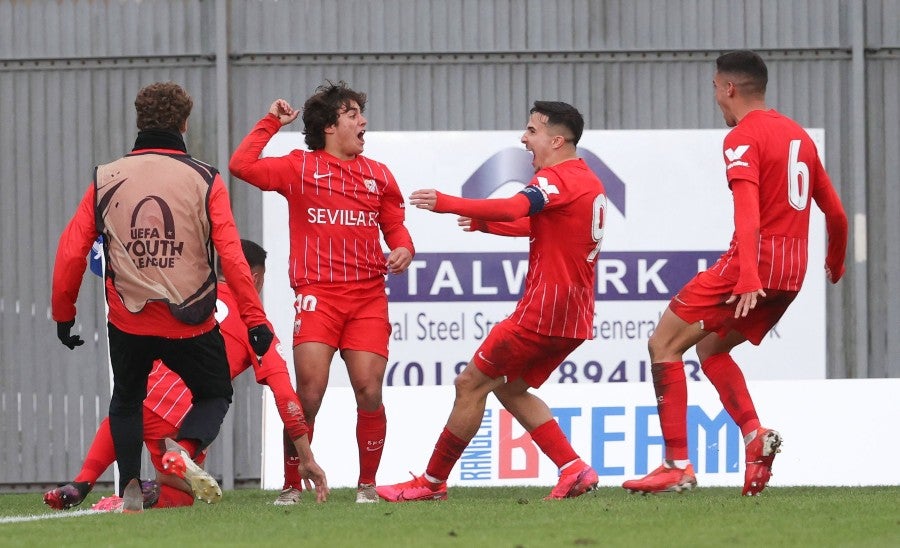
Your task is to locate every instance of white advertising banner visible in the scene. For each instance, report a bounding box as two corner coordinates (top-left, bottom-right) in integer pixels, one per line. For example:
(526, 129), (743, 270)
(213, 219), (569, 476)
(261, 379), (900, 488)
(258, 129), (842, 488)
(261, 129), (827, 388)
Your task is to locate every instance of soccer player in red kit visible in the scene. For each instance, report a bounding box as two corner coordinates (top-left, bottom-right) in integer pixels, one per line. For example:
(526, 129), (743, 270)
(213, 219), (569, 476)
(622, 50), (848, 496)
(44, 240), (328, 511)
(229, 82), (414, 504)
(376, 101), (607, 502)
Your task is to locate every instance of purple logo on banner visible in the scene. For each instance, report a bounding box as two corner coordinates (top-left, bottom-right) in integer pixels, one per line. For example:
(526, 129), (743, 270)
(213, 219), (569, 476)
(385, 144), (721, 302)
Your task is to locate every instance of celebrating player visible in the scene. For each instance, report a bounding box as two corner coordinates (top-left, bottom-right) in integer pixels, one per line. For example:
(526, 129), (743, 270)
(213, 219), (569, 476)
(622, 50), (848, 496)
(376, 101), (607, 502)
(229, 81), (414, 503)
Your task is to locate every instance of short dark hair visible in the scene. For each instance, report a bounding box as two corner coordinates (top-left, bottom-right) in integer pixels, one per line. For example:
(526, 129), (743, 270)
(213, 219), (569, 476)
(530, 101), (584, 145)
(301, 81), (367, 150)
(217, 239), (267, 275)
(134, 82), (193, 132)
(716, 50), (768, 96)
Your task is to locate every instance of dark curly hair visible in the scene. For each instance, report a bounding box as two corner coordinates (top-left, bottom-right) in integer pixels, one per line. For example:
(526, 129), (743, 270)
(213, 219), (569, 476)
(302, 81), (367, 151)
(134, 82), (193, 132)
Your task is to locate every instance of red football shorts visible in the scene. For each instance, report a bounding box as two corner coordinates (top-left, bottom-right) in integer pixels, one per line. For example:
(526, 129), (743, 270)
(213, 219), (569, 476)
(472, 318), (584, 388)
(142, 407), (207, 473)
(292, 277), (390, 358)
(669, 270), (798, 345)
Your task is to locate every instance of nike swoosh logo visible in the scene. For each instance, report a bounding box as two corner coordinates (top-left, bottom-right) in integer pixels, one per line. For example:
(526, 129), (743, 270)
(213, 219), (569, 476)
(312, 172), (332, 179)
(396, 490), (444, 502)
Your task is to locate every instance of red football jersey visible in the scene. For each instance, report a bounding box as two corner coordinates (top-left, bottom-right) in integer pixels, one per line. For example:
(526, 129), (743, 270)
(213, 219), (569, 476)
(143, 283), (288, 426)
(709, 109), (841, 291)
(230, 116), (414, 288)
(509, 158), (606, 339)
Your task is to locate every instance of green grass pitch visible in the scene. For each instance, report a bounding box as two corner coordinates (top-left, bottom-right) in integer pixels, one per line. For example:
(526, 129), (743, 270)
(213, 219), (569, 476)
(1, 486), (898, 547)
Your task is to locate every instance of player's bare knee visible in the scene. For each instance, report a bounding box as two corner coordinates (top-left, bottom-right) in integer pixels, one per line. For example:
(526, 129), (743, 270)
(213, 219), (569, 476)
(453, 370), (472, 393)
(298, 394), (324, 420)
(648, 330), (691, 364)
(647, 334), (668, 363)
(353, 384), (382, 410)
(453, 368), (484, 397)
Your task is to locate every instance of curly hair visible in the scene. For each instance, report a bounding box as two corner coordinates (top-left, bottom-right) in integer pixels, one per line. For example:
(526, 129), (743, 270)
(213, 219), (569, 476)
(134, 82), (193, 132)
(302, 81), (367, 150)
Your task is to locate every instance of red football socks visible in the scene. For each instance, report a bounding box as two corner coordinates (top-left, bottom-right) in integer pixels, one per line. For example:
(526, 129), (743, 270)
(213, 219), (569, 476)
(281, 428), (302, 490)
(74, 418), (115, 485)
(702, 353), (761, 437)
(425, 427), (469, 482)
(173, 438), (200, 459)
(652, 361), (689, 461)
(154, 484), (195, 508)
(529, 419), (579, 469)
(356, 405), (386, 486)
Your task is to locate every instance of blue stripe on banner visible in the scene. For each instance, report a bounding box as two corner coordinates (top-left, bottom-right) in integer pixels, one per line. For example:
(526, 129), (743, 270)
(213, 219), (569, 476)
(385, 251), (722, 302)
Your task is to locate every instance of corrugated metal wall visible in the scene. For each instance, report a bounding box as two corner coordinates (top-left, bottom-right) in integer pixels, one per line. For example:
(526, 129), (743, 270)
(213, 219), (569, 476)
(1, 0), (896, 492)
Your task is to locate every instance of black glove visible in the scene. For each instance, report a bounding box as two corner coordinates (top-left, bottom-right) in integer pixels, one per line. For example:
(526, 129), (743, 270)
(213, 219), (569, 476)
(248, 324), (274, 357)
(57, 320), (85, 350)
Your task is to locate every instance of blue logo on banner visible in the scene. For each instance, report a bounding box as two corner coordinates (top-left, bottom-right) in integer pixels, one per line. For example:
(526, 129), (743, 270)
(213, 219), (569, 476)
(89, 236), (104, 277)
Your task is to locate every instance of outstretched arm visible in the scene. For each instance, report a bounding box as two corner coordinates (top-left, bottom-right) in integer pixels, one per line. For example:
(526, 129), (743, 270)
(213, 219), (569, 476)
(425, 189), (534, 237)
(410, 188), (532, 221)
(459, 216), (531, 237)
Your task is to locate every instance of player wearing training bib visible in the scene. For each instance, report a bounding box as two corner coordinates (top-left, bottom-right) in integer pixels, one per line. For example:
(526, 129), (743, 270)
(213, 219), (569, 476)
(45, 240), (328, 511)
(52, 83), (275, 509)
